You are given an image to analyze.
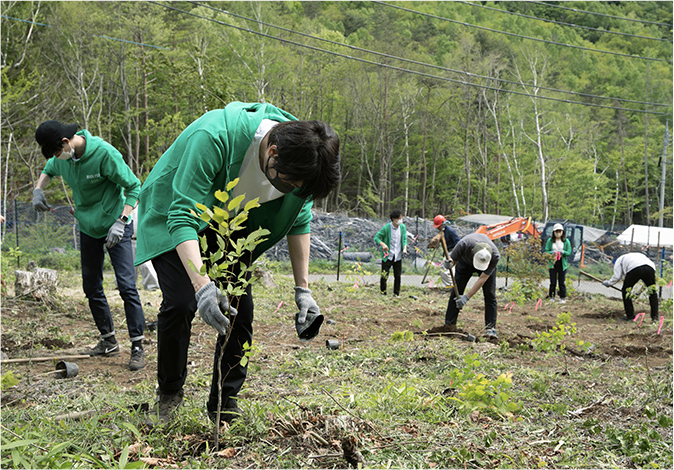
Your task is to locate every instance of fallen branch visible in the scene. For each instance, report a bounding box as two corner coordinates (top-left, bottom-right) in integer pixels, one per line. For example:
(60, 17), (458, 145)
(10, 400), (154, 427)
(51, 410), (96, 421)
(322, 388), (385, 441)
(567, 394), (608, 417)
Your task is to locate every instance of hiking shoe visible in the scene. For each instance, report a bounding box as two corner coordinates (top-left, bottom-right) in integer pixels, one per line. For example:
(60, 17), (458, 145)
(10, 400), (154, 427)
(208, 403), (243, 425)
(426, 324), (460, 334)
(82, 338), (120, 357)
(483, 328), (498, 340)
(129, 347), (145, 371)
(146, 390), (184, 428)
(559, 299), (567, 304)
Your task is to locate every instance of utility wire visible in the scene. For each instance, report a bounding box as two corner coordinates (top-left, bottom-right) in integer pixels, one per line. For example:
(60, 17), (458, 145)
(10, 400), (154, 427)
(372, 1), (669, 63)
(150, 2), (668, 115)
(529, 1), (673, 28)
(458, 1), (668, 42)
(192, 1), (669, 108)
(1, 15), (169, 50)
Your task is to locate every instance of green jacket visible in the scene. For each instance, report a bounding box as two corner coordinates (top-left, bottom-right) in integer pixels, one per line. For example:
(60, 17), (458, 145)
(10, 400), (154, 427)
(135, 102), (313, 266)
(42, 129), (140, 239)
(545, 237), (572, 270)
(374, 222), (407, 260)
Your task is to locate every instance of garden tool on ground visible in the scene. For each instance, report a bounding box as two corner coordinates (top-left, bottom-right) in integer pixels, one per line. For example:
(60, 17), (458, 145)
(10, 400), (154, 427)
(440, 235), (460, 299)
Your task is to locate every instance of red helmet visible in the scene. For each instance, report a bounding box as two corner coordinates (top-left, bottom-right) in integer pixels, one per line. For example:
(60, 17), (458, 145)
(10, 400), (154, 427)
(433, 215), (446, 228)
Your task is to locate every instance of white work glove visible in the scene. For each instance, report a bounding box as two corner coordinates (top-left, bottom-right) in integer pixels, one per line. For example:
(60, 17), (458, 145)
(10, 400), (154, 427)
(32, 188), (51, 212)
(105, 219), (126, 248)
(443, 259), (454, 270)
(602, 280), (612, 287)
(195, 281), (238, 335)
(455, 294), (469, 310)
(294, 286), (320, 324)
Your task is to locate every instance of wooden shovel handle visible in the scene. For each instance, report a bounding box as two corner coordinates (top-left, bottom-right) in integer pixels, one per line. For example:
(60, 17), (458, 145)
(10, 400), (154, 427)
(579, 270), (621, 291)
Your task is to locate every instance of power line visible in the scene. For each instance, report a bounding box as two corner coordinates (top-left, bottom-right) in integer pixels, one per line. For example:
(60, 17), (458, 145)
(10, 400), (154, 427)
(150, 2), (669, 116)
(529, 1), (673, 28)
(372, 1), (669, 63)
(192, 1), (669, 109)
(1, 15), (169, 50)
(458, 1), (669, 42)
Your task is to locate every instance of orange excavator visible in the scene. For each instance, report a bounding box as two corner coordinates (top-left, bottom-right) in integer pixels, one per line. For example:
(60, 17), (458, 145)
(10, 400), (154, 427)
(474, 217), (539, 240)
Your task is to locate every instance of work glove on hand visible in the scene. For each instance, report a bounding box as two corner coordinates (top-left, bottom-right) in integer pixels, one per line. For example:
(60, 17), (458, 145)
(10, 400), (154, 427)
(443, 259), (454, 270)
(602, 280), (612, 287)
(105, 219), (126, 248)
(32, 188), (50, 212)
(195, 281), (238, 336)
(295, 286), (320, 324)
(455, 294), (469, 310)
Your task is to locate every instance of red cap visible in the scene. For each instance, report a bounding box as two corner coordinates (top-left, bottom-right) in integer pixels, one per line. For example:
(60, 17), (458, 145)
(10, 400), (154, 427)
(433, 215), (446, 229)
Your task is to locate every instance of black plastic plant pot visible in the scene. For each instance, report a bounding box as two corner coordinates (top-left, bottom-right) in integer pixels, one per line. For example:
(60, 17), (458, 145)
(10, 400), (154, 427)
(295, 312), (324, 343)
(55, 361), (79, 379)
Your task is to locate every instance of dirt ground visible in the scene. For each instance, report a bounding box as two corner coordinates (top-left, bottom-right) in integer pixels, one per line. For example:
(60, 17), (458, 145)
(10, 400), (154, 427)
(2, 278), (671, 391)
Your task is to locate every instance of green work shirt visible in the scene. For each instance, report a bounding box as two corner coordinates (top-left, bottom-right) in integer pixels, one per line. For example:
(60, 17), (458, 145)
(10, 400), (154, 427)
(135, 102), (313, 266)
(42, 129), (140, 239)
(374, 222), (407, 260)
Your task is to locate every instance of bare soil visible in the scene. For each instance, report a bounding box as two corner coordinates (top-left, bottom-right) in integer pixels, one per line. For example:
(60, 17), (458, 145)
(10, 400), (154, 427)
(2, 280), (671, 390)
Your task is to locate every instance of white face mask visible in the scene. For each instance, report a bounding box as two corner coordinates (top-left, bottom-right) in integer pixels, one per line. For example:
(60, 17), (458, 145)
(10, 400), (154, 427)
(57, 143), (75, 160)
(392, 218), (402, 228)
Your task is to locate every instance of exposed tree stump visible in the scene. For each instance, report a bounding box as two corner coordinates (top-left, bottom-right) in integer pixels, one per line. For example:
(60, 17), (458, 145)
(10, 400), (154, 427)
(14, 270), (32, 296)
(13, 268), (58, 300)
(32, 268), (58, 299)
(253, 267), (277, 289)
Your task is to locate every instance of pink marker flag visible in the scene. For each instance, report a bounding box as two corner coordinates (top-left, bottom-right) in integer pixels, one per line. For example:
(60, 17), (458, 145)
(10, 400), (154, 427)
(657, 316), (664, 335)
(535, 298), (542, 311)
(352, 282), (359, 289)
(429, 279), (434, 288)
(504, 303), (509, 311)
(272, 301), (284, 315)
(509, 302), (514, 313)
(668, 281), (673, 288)
(634, 312), (645, 327)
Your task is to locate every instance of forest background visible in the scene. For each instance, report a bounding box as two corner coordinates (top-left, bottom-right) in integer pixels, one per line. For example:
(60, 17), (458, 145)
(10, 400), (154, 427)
(1, 1), (672, 228)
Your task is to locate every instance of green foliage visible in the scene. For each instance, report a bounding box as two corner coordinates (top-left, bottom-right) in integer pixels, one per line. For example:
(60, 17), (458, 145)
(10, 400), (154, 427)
(448, 353), (521, 416)
(503, 238), (548, 302)
(532, 313), (577, 354)
(604, 424), (668, 467)
(389, 330), (414, 342)
(1, 371), (20, 391)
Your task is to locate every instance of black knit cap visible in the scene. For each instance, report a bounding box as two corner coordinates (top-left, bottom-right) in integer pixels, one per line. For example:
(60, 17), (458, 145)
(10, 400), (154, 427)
(35, 120), (79, 158)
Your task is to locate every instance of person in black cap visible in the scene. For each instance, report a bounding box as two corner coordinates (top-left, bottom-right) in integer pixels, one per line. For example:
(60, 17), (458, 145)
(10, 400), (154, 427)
(427, 233), (500, 340)
(34, 120), (146, 371)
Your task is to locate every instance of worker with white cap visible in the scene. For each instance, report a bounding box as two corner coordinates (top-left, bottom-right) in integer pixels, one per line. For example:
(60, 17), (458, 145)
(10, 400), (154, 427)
(544, 223), (571, 303)
(427, 233), (501, 340)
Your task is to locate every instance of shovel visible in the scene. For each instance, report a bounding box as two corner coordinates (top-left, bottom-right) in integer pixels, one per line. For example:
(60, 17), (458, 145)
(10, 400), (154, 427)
(440, 236), (460, 299)
(580, 270), (621, 291)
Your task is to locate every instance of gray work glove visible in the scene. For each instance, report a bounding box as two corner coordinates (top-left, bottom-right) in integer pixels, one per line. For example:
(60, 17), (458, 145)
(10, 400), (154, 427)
(32, 188), (50, 212)
(294, 286), (320, 324)
(105, 219), (126, 248)
(455, 294), (469, 310)
(443, 259), (454, 270)
(195, 281), (238, 336)
(602, 280), (612, 287)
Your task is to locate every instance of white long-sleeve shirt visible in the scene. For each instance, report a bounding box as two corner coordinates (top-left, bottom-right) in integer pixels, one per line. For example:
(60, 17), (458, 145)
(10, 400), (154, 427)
(606, 252), (655, 286)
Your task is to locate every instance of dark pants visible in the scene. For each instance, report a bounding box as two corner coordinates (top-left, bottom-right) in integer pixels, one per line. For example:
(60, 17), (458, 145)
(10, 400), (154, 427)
(80, 223), (145, 343)
(380, 258), (402, 295)
(445, 261), (497, 329)
(622, 265), (658, 320)
(151, 228), (253, 412)
(548, 261), (567, 299)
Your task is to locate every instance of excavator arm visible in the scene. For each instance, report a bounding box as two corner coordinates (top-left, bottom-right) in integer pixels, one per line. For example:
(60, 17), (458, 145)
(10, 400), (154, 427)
(474, 217), (539, 240)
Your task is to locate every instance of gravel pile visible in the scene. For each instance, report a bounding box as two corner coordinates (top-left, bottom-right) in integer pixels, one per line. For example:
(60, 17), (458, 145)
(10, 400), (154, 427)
(264, 211), (474, 261)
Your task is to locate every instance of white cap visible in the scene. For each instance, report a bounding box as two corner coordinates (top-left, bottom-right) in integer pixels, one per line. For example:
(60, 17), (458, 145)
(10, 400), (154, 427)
(472, 243), (492, 271)
(553, 223), (564, 232)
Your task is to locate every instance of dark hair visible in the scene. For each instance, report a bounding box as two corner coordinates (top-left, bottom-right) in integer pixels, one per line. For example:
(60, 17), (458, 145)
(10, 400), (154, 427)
(390, 209), (402, 220)
(552, 231), (567, 242)
(267, 120), (340, 200)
